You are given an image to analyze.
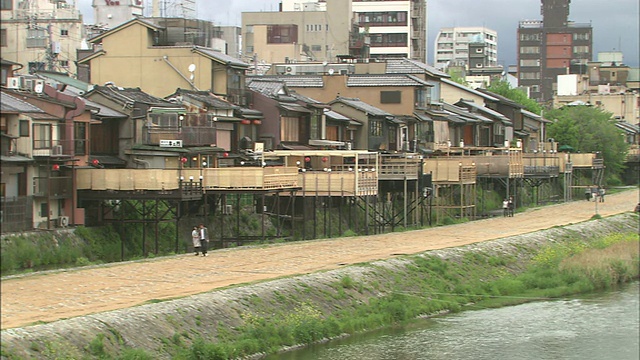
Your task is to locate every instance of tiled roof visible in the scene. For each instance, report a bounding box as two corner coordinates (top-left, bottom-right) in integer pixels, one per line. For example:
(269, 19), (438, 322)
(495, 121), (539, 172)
(325, 110), (350, 121)
(290, 91), (323, 105)
(91, 85), (176, 107)
(457, 100), (511, 122)
(83, 98), (127, 118)
(247, 78), (287, 98)
(385, 58), (450, 78)
(330, 97), (391, 117)
(171, 89), (237, 110)
(192, 47), (249, 68)
(248, 75), (324, 88)
(0, 91), (45, 113)
(441, 78), (499, 102)
(36, 71), (92, 93)
(346, 74), (431, 87)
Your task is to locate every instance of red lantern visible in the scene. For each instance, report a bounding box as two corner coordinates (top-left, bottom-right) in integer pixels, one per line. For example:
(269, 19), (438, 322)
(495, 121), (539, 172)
(52, 164), (60, 171)
(92, 159), (99, 166)
(180, 157), (188, 163)
(223, 152), (229, 158)
(322, 157), (328, 162)
(241, 119), (251, 125)
(304, 157), (311, 163)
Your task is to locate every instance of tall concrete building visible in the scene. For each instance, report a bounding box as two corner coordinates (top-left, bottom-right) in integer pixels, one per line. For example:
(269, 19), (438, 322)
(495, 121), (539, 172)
(0, 0), (84, 76)
(434, 27), (498, 69)
(92, 0), (144, 29)
(517, 0), (592, 103)
(242, 0), (427, 65)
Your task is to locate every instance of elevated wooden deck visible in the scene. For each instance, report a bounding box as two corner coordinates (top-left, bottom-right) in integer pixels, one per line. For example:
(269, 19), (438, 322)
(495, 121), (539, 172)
(523, 153), (560, 178)
(423, 157), (476, 184)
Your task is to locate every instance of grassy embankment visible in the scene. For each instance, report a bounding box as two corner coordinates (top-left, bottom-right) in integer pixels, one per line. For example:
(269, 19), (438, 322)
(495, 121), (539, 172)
(2, 215), (637, 360)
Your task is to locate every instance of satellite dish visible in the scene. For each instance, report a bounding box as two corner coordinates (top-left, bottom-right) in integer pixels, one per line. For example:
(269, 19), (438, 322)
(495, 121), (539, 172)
(328, 68), (335, 75)
(188, 64), (196, 72)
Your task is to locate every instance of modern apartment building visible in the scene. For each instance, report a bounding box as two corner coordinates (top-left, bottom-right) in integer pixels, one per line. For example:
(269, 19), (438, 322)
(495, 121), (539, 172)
(517, 0), (592, 103)
(0, 0), (84, 76)
(434, 27), (498, 69)
(242, 0), (427, 65)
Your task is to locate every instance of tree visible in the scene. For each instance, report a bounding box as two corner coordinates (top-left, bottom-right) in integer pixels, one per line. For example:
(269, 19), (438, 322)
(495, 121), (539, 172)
(545, 105), (629, 183)
(487, 80), (542, 115)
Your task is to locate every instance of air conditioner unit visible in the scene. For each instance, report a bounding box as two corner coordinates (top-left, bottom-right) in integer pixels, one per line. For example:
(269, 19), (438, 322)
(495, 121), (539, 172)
(222, 204), (232, 215)
(284, 66), (296, 75)
(33, 79), (44, 93)
(7, 77), (20, 89)
(52, 145), (63, 155)
(59, 216), (69, 227)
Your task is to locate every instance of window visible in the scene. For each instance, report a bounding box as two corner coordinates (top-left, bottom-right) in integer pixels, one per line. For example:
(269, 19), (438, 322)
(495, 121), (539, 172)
(148, 113), (179, 128)
(74, 122), (87, 155)
(0, 0), (12, 10)
(311, 45), (322, 52)
(369, 119), (382, 137)
(59, 60), (69, 67)
(520, 33), (541, 41)
(520, 46), (540, 54)
(573, 33), (589, 41)
(19, 120), (29, 137)
(26, 28), (47, 48)
(280, 117), (299, 142)
(267, 25), (298, 44)
(531, 85), (540, 93)
(520, 59), (540, 67)
(573, 45), (589, 54)
(415, 88), (431, 108)
(60, 29), (69, 36)
(520, 72), (540, 80)
(380, 91), (401, 104)
(0, 29), (6, 47)
(33, 124), (51, 149)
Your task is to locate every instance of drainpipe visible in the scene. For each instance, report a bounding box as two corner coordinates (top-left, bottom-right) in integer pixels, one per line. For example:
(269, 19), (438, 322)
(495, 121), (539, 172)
(162, 56), (199, 91)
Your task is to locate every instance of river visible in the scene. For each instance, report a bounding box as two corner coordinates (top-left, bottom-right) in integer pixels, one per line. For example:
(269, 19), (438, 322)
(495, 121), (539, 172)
(268, 281), (640, 360)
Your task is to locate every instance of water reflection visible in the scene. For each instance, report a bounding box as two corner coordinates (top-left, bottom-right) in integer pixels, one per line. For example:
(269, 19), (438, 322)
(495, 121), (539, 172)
(268, 282), (639, 360)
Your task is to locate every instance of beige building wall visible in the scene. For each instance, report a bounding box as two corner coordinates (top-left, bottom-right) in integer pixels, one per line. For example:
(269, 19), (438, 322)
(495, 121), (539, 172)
(440, 82), (486, 104)
(0, 0), (83, 76)
(293, 75), (417, 115)
(554, 92), (640, 123)
(85, 23), (214, 97)
(242, 5), (351, 64)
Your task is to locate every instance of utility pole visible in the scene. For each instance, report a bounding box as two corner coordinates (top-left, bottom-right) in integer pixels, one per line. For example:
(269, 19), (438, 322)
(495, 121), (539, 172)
(46, 23), (57, 71)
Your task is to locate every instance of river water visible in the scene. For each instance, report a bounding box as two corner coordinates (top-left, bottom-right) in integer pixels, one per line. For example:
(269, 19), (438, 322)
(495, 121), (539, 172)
(268, 281), (639, 360)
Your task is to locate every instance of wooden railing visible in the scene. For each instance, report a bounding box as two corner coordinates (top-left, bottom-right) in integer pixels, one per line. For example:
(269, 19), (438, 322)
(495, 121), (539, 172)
(378, 154), (421, 180)
(77, 167), (300, 191)
(423, 157), (476, 184)
(473, 151), (524, 178)
(297, 170), (378, 196)
(523, 153), (560, 177)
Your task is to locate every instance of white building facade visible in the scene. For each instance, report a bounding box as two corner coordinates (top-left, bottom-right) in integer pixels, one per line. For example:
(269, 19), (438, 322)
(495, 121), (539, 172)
(434, 26), (497, 68)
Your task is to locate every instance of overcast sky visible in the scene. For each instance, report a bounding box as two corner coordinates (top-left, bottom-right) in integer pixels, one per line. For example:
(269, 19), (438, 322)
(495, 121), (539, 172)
(78, 0), (639, 67)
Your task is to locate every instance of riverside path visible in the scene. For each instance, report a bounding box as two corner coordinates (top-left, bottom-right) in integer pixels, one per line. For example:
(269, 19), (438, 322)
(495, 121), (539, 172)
(1, 188), (638, 329)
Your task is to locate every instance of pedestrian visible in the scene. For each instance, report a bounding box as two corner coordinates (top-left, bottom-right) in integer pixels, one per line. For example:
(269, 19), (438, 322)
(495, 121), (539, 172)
(502, 198), (509, 217)
(598, 187), (605, 202)
(584, 188), (591, 201)
(199, 223), (209, 256)
(191, 226), (201, 256)
(508, 196), (515, 217)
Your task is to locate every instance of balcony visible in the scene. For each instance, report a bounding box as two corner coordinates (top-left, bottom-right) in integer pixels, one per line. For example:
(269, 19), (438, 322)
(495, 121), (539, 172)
(144, 126), (217, 147)
(33, 176), (73, 199)
(32, 139), (84, 157)
(523, 153), (560, 177)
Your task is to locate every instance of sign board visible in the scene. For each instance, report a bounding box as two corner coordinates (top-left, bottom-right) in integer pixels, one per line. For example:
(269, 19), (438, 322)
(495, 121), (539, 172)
(159, 140), (183, 148)
(253, 142), (264, 154)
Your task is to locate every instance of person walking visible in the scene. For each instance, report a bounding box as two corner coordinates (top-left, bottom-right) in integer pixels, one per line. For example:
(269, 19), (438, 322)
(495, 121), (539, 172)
(191, 226), (202, 256)
(199, 223), (209, 256)
(502, 198), (509, 217)
(598, 187), (605, 202)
